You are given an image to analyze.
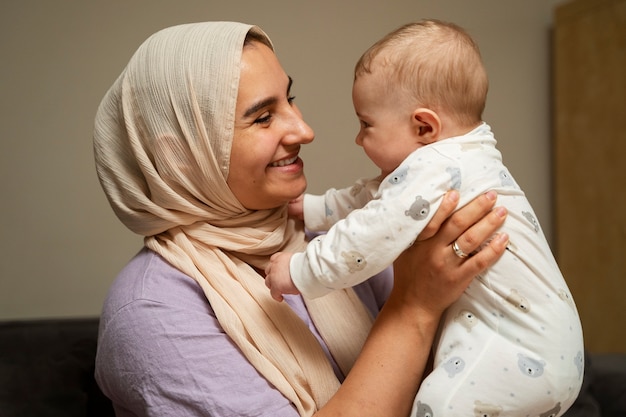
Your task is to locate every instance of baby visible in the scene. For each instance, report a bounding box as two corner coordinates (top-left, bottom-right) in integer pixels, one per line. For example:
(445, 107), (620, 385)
(265, 19), (583, 416)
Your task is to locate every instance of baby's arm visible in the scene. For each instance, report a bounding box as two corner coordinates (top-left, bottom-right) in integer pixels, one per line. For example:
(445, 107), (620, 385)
(293, 155), (459, 299)
(264, 252), (300, 302)
(304, 176), (382, 231)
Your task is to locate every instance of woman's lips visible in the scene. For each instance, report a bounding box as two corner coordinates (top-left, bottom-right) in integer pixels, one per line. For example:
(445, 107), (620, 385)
(269, 155), (298, 167)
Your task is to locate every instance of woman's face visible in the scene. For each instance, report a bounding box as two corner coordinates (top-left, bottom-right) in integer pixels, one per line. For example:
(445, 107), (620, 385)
(228, 42), (314, 210)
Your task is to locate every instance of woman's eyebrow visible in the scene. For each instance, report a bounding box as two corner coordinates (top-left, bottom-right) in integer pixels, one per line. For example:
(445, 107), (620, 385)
(242, 76), (294, 118)
(243, 97), (276, 118)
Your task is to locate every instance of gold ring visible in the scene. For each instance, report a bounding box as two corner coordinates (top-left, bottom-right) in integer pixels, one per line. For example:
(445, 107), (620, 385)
(452, 240), (469, 258)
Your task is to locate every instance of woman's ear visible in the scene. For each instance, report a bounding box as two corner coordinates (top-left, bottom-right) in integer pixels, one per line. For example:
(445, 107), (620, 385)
(412, 108), (442, 145)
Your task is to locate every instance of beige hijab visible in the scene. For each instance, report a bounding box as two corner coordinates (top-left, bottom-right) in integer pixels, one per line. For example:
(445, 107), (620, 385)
(93, 22), (373, 415)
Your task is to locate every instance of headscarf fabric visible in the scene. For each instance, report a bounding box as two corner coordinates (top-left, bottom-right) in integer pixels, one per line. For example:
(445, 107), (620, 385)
(93, 22), (374, 415)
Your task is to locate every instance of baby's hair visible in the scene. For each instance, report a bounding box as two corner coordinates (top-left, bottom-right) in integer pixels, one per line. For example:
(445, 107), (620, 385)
(355, 19), (488, 127)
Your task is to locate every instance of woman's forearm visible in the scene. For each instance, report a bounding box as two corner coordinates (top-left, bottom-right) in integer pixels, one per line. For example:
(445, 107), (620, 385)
(316, 296), (440, 417)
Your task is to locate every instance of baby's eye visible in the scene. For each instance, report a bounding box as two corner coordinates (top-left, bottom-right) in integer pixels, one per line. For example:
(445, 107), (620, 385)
(360, 120), (370, 128)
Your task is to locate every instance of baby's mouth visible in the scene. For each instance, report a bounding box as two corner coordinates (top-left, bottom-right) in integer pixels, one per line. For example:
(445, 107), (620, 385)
(269, 156), (298, 167)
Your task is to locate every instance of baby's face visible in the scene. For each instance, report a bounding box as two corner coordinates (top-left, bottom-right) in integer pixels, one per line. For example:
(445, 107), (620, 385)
(352, 71), (423, 176)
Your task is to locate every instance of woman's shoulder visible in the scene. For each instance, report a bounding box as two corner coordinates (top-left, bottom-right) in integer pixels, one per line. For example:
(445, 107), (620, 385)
(97, 246), (215, 347)
(106, 247), (208, 309)
(95, 247), (302, 416)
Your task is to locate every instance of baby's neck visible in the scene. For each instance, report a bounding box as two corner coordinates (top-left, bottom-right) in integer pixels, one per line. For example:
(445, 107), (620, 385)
(439, 120), (483, 141)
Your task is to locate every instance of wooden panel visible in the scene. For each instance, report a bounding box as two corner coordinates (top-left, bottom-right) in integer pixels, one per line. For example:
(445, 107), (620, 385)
(553, 0), (626, 352)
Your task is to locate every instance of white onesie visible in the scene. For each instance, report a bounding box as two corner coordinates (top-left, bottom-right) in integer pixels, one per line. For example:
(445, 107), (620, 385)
(292, 123), (584, 416)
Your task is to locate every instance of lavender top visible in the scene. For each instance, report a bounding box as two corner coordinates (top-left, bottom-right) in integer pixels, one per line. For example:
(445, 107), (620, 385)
(95, 247), (392, 416)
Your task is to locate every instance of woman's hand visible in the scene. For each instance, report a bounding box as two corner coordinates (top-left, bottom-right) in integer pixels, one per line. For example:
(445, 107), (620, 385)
(392, 190), (509, 318)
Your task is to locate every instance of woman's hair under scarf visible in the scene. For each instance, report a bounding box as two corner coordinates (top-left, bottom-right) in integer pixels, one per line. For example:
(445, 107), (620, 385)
(93, 22), (374, 415)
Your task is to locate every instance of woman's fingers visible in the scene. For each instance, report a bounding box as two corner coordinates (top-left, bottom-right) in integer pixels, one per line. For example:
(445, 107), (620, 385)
(437, 190), (499, 243)
(457, 231), (509, 278)
(452, 205), (508, 257)
(417, 190), (500, 243)
(417, 190), (460, 241)
(418, 189), (508, 274)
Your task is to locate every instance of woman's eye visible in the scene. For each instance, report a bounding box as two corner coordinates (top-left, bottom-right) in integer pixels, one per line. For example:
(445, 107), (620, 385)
(287, 95), (296, 105)
(254, 113), (271, 124)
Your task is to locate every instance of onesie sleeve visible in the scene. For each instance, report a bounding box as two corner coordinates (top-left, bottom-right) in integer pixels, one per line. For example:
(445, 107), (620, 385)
(291, 149), (462, 299)
(303, 176), (381, 232)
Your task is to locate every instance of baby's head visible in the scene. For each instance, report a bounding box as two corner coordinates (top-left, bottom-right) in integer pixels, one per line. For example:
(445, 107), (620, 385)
(354, 19), (488, 136)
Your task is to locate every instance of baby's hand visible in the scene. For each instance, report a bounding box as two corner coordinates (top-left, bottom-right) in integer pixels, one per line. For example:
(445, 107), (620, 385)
(287, 194), (304, 221)
(264, 252), (299, 302)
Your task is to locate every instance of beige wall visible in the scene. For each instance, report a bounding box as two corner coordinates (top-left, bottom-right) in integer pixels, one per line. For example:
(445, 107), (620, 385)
(0, 0), (566, 319)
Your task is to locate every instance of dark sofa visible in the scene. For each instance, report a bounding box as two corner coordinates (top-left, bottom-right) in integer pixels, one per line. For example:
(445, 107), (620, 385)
(0, 318), (114, 417)
(0, 318), (624, 417)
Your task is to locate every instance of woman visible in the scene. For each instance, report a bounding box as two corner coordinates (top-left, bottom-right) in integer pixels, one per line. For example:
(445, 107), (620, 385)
(93, 22), (508, 416)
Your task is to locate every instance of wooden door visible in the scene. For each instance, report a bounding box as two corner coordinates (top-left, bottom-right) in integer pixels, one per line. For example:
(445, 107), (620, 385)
(553, 0), (626, 352)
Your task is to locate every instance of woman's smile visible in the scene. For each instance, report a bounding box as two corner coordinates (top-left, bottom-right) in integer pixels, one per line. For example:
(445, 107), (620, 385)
(269, 155), (300, 167)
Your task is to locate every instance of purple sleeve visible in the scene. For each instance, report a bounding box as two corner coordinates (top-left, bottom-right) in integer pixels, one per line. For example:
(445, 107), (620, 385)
(96, 249), (300, 416)
(96, 249), (392, 416)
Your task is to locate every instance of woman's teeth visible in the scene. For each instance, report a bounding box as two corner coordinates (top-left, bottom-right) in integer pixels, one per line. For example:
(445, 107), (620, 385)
(270, 156), (297, 167)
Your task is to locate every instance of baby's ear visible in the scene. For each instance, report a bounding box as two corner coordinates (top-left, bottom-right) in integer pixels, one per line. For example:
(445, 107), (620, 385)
(412, 108), (441, 144)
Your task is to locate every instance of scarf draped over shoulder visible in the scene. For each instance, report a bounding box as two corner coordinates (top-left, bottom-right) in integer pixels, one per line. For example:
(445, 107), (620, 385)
(93, 21), (373, 415)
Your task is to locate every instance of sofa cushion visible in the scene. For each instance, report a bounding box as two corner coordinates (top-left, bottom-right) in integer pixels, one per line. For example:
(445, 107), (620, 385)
(591, 353), (626, 417)
(0, 318), (114, 417)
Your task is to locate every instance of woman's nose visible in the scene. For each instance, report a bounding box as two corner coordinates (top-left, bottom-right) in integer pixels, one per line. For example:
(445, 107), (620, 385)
(285, 107), (314, 144)
(298, 119), (315, 144)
